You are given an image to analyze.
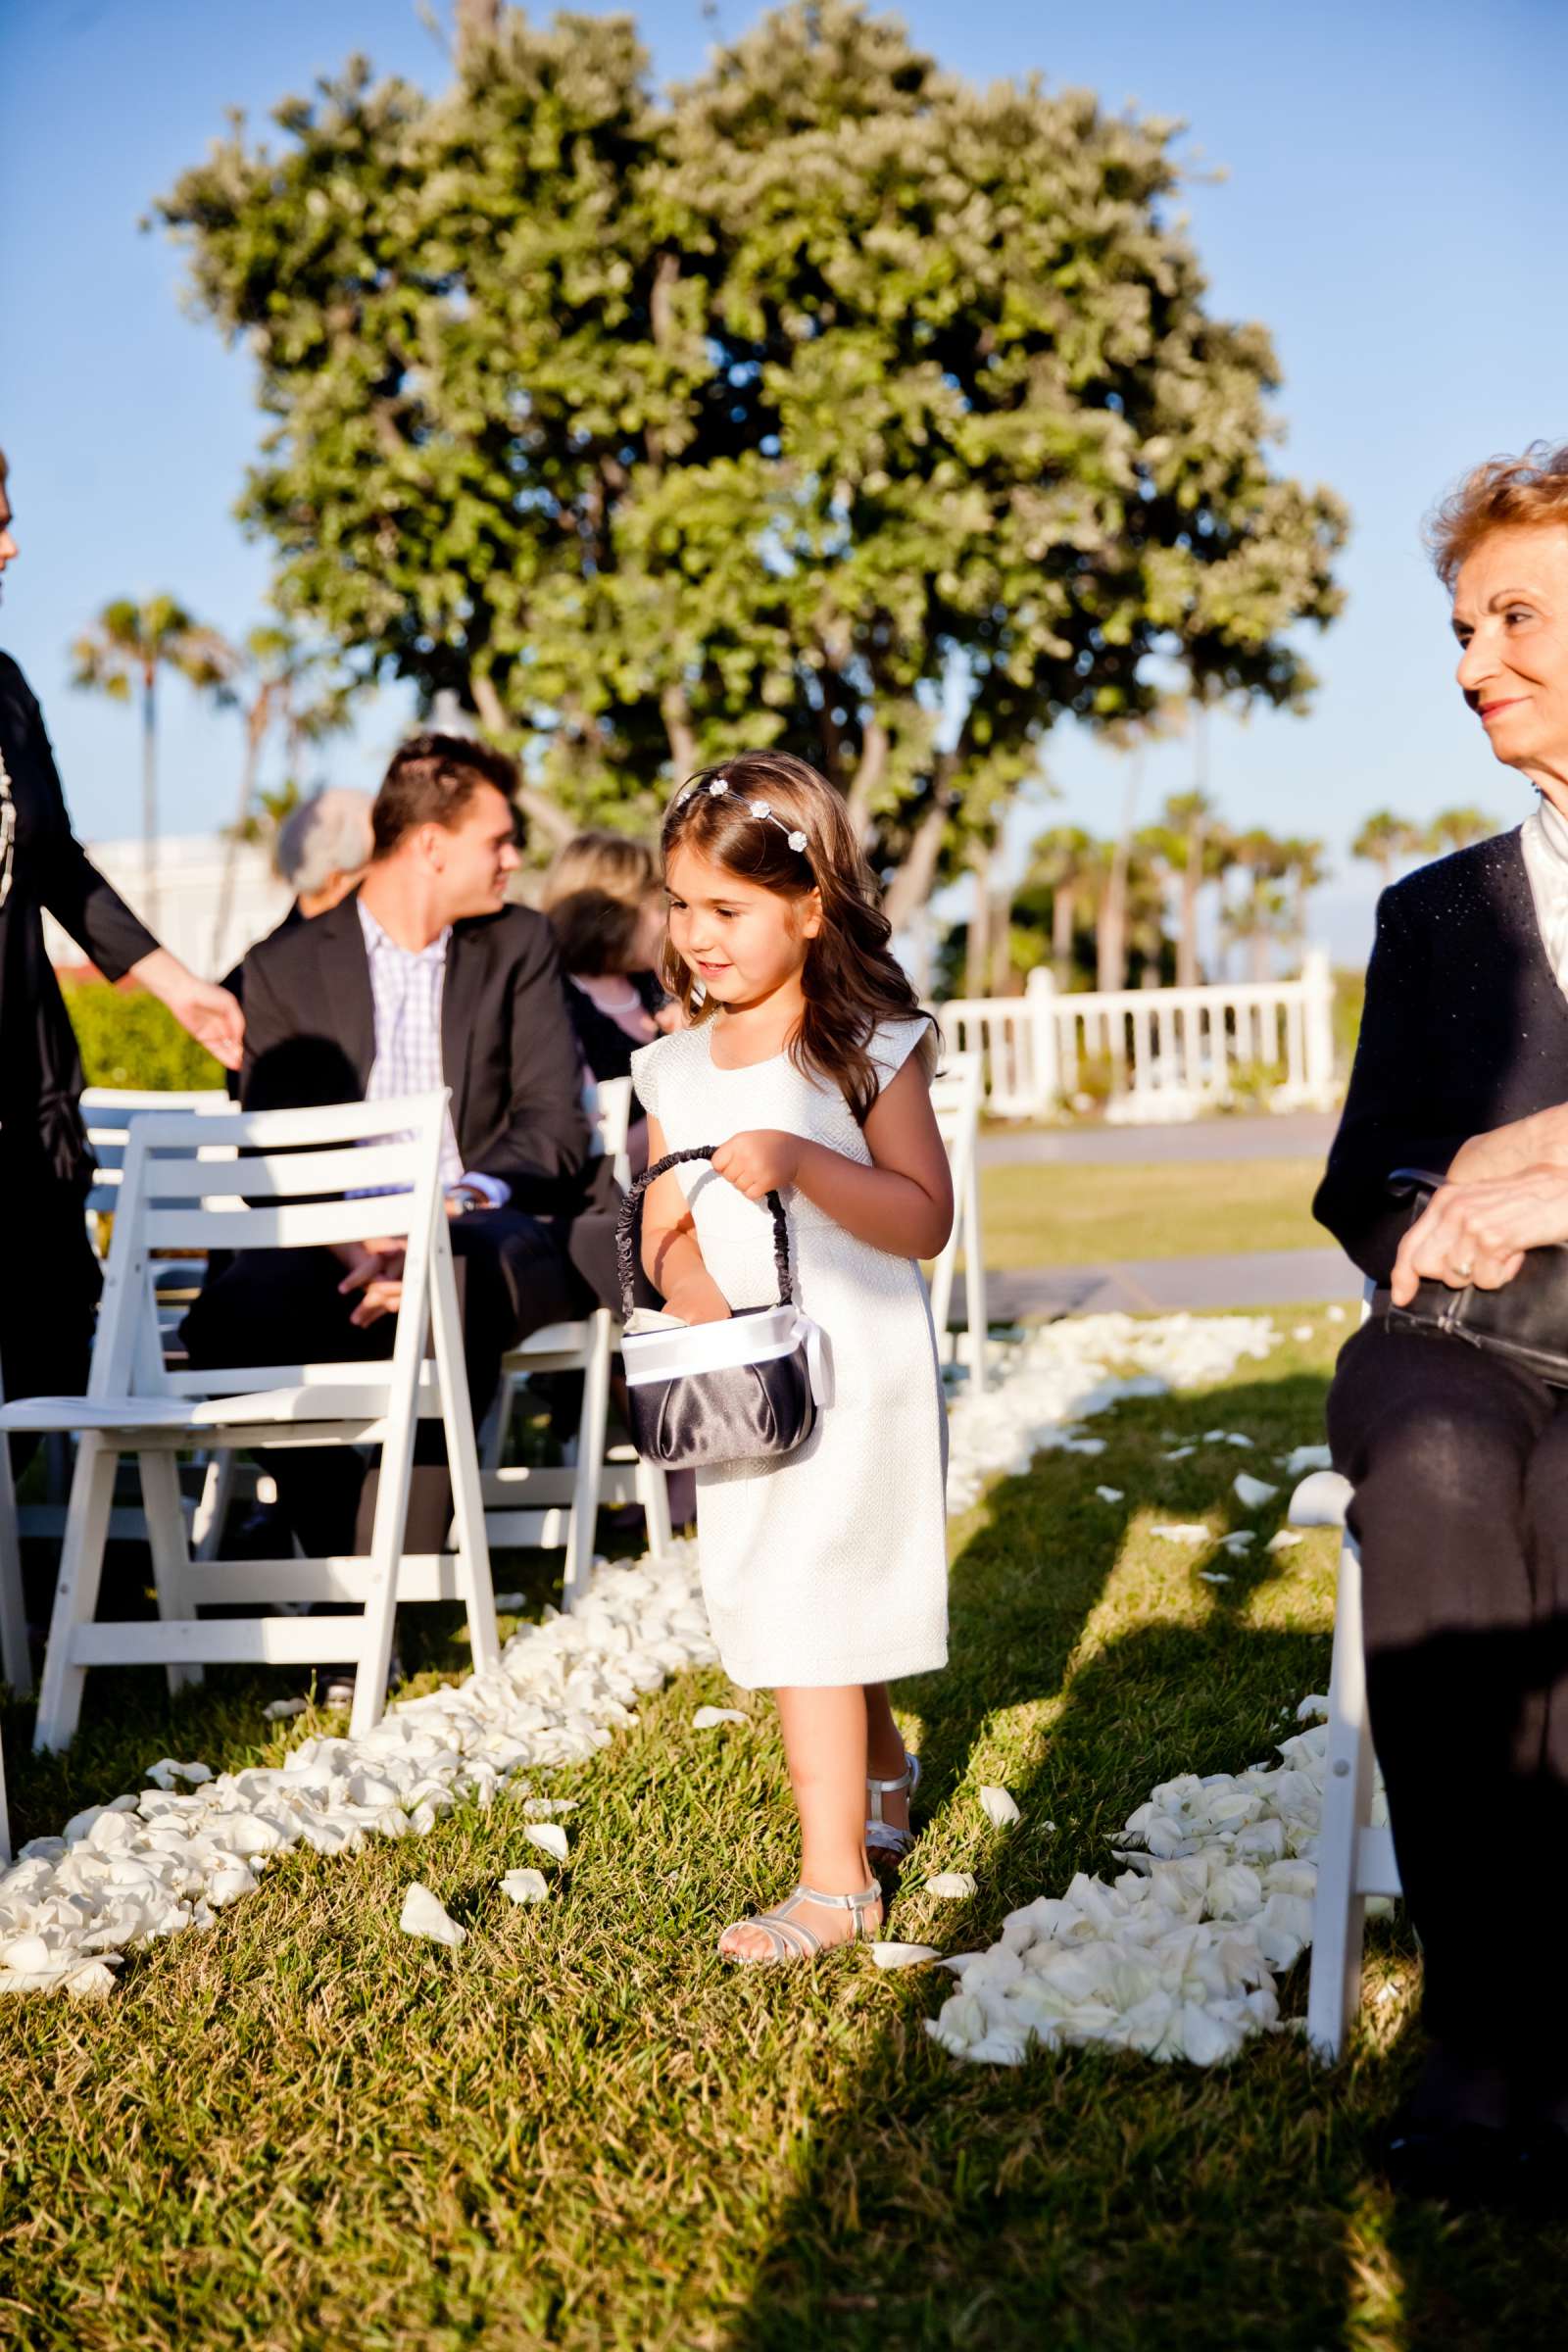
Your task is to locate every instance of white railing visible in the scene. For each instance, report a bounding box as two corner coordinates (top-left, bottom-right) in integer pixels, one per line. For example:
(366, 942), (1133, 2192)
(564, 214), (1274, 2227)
(937, 951), (1337, 1124)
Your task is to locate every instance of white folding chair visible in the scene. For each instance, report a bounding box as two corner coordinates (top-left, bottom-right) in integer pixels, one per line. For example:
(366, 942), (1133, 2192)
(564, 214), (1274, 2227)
(1291, 1286), (1401, 2062)
(0, 1092), (499, 1750)
(480, 1076), (672, 1609)
(928, 1052), (988, 1393)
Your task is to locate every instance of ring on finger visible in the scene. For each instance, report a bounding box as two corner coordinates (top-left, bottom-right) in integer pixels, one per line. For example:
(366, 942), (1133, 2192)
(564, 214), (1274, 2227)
(1451, 1257), (1476, 1280)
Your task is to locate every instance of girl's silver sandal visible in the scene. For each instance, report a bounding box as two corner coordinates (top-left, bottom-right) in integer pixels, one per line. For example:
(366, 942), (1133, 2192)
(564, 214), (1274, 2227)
(718, 1880), (882, 1965)
(866, 1751), (921, 1858)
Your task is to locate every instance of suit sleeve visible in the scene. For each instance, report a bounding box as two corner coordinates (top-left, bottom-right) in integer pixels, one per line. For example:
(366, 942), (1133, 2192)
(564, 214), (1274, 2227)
(21, 670), (158, 980)
(488, 919), (591, 1211)
(1312, 886), (1469, 1283)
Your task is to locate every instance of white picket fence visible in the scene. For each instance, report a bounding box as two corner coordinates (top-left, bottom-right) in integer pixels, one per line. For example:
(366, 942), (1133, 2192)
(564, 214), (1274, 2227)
(937, 952), (1337, 1124)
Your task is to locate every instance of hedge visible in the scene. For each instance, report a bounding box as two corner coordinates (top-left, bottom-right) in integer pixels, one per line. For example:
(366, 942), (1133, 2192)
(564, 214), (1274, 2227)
(62, 979), (224, 1092)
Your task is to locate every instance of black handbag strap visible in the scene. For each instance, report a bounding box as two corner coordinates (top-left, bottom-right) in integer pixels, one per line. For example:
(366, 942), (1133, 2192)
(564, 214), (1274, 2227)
(614, 1145), (793, 1322)
(1387, 1166), (1454, 1199)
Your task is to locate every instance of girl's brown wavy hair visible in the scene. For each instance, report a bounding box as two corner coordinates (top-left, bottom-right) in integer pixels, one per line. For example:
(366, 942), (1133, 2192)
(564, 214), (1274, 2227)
(658, 750), (938, 1126)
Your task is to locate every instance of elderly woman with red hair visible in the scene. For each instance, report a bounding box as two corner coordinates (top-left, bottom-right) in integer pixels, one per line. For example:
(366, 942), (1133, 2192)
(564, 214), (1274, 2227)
(1317, 444), (1568, 2206)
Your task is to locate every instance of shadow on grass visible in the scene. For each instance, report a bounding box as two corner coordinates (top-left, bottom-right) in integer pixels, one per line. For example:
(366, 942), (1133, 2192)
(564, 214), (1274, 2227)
(732, 1368), (1568, 2352)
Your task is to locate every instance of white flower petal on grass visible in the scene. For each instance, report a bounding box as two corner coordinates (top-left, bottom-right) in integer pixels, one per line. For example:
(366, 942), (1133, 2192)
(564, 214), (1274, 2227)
(521, 1823), (569, 1862)
(1288, 1470), (1352, 1528)
(144, 1760), (213, 1790)
(1219, 1532), (1256, 1553)
(926, 1872), (978, 1900)
(1232, 1474), (1279, 1510)
(400, 1883), (466, 1948)
(1152, 1523), (1210, 1545)
(263, 1700), (307, 1722)
(1202, 1430), (1254, 1448)
(870, 1943), (941, 1969)
(1293, 1323), (1314, 1342)
(1162, 1446), (1196, 1461)
(500, 1868), (550, 1905)
(1266, 1532), (1303, 1553)
(0, 1314), (1285, 2007)
(1296, 1695), (1330, 1721)
(978, 1787), (1021, 1829)
(1094, 1486), (1124, 1503)
(1327, 1305), (1348, 1323)
(1198, 1571), (1231, 1584)
(1283, 1445), (1332, 1478)
(692, 1705), (748, 1730)
(521, 1797), (577, 1819)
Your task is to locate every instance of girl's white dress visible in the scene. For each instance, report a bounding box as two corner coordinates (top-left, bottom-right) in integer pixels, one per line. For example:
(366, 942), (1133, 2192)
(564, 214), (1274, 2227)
(629, 1016), (949, 1689)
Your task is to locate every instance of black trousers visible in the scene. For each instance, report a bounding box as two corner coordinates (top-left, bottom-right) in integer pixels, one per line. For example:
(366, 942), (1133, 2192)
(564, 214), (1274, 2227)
(0, 1139), (99, 1474)
(1327, 1317), (1568, 2080)
(180, 1209), (592, 1556)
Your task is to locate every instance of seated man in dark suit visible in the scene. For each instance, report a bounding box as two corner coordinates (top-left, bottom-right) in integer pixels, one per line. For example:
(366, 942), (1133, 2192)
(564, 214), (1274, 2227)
(182, 732), (614, 1636)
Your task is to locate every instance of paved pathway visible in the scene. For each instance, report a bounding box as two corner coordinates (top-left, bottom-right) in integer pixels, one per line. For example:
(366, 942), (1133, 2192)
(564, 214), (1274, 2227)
(987, 1246), (1359, 1320)
(977, 1110), (1337, 1168)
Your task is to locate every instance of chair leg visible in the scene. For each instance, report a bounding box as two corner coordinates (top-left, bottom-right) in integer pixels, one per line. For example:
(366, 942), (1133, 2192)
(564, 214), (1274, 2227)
(0, 1712), (10, 1867)
(0, 1417), (32, 1698)
(190, 1450), (236, 1561)
(1307, 1530), (1375, 2062)
(33, 1434), (119, 1754)
(138, 1450), (203, 1696)
(479, 1372), (514, 1474)
(564, 1313), (613, 1612)
(637, 1457), (673, 1557)
(963, 1157), (987, 1393)
(430, 1239), (500, 1677)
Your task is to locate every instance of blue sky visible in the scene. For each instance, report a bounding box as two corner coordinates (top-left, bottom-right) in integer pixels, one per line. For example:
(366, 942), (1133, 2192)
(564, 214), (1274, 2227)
(3, 0), (1566, 963)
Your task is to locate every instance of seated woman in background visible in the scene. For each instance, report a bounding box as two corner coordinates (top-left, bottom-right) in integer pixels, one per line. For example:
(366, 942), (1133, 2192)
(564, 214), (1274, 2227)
(542, 831), (680, 1178)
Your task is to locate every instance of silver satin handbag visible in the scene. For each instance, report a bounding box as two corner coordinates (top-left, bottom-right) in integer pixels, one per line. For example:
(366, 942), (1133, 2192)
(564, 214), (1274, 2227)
(614, 1145), (828, 1469)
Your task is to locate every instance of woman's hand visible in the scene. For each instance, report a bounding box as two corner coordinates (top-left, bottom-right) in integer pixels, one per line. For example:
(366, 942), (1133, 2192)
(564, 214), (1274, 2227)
(1388, 1164), (1568, 1303)
(710, 1129), (804, 1203)
(130, 948), (245, 1071)
(662, 1275), (732, 1325)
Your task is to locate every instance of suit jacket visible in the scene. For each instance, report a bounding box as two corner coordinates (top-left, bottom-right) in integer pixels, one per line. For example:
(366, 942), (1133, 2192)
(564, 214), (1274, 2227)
(0, 651), (157, 1187)
(1314, 827), (1568, 1282)
(239, 889), (592, 1216)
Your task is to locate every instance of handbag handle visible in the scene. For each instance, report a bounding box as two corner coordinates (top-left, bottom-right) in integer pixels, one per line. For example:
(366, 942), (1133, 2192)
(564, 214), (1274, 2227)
(614, 1145), (793, 1323)
(1387, 1166), (1454, 1198)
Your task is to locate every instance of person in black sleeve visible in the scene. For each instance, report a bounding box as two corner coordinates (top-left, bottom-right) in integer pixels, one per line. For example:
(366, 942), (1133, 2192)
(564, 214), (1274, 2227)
(1315, 443), (1568, 2208)
(0, 447), (243, 1436)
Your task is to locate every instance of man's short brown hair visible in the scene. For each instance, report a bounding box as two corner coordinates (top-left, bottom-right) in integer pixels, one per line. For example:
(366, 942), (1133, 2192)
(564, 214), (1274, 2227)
(372, 731), (522, 858)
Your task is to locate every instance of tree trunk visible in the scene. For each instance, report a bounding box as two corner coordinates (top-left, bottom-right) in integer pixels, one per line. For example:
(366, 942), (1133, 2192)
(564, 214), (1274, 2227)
(1178, 832), (1202, 987)
(659, 679), (697, 781)
(964, 841), (992, 1000)
(844, 716), (888, 842)
(1250, 928), (1271, 985)
(211, 698), (267, 973)
(141, 662), (160, 934)
(468, 672), (576, 849)
(1096, 861), (1126, 993)
(1052, 882), (1075, 987)
(881, 793), (951, 934)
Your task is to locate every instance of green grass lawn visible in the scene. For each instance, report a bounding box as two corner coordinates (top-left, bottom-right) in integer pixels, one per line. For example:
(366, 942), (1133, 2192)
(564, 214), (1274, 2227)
(975, 1158), (1324, 1269)
(2, 1311), (1562, 2350)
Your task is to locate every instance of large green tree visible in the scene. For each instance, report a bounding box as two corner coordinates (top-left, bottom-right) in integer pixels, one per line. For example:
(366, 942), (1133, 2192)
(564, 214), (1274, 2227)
(157, 1), (1347, 913)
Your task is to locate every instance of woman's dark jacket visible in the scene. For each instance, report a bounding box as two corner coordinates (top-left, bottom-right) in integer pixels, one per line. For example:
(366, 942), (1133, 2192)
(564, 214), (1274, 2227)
(1314, 826), (1568, 1282)
(564, 968), (667, 1124)
(0, 651), (156, 1188)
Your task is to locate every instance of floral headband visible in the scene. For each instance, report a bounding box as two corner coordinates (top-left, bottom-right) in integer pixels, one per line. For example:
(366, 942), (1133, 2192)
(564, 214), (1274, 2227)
(672, 775), (809, 857)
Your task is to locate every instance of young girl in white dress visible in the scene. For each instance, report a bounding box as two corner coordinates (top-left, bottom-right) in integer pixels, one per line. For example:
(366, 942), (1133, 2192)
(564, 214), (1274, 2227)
(629, 751), (953, 1963)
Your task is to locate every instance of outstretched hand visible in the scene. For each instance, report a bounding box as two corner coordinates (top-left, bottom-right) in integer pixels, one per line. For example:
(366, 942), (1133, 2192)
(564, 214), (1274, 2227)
(710, 1129), (803, 1204)
(1388, 1165), (1568, 1304)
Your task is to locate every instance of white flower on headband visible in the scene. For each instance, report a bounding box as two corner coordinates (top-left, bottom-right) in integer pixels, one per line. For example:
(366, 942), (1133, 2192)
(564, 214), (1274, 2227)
(750, 798), (771, 817)
(788, 829), (808, 853)
(674, 787), (694, 806)
(708, 777), (728, 796)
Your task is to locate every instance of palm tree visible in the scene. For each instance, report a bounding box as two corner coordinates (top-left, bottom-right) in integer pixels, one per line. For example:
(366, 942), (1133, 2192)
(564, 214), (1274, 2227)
(1425, 806), (1501, 857)
(73, 595), (233, 930)
(1278, 835), (1330, 949)
(1350, 809), (1424, 893)
(209, 626), (352, 967)
(1158, 791), (1230, 987)
(1025, 824), (1098, 988)
(1223, 877), (1297, 984)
